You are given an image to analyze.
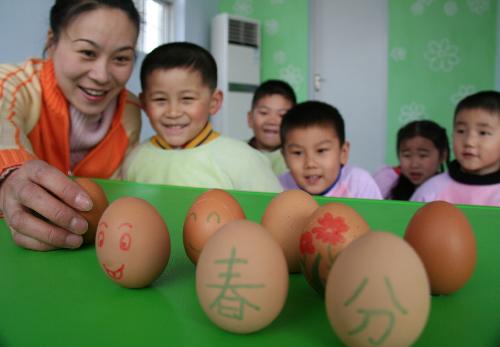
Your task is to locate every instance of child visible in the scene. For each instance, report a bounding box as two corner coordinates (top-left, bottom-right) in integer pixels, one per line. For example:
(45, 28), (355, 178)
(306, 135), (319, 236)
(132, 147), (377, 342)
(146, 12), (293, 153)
(411, 91), (500, 206)
(279, 101), (382, 199)
(373, 120), (449, 200)
(123, 42), (282, 193)
(247, 80), (296, 175)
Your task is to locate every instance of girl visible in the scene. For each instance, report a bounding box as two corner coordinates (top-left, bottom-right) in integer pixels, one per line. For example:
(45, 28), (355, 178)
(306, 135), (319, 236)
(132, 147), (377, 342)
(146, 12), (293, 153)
(373, 120), (449, 200)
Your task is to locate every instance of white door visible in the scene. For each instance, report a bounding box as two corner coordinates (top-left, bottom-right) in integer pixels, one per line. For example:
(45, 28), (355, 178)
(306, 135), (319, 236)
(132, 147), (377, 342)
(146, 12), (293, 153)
(309, 0), (388, 173)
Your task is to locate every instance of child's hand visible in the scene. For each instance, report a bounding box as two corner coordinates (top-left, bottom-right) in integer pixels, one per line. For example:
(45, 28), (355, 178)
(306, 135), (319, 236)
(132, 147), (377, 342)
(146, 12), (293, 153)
(0, 160), (92, 251)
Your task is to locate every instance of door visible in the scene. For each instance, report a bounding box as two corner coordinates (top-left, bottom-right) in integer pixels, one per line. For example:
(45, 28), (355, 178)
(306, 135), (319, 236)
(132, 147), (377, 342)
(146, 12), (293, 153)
(310, 0), (388, 173)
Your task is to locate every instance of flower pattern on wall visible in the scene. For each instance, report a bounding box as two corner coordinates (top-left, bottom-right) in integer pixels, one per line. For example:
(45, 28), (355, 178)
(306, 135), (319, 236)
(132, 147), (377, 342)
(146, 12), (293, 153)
(233, 0), (253, 16)
(265, 19), (279, 35)
(450, 85), (477, 105)
(443, 1), (459, 16)
(279, 64), (304, 92)
(411, 0), (435, 15)
(399, 102), (427, 125)
(391, 47), (407, 62)
(467, 0), (491, 15)
(388, 1), (495, 164)
(424, 38), (460, 72)
(273, 50), (287, 65)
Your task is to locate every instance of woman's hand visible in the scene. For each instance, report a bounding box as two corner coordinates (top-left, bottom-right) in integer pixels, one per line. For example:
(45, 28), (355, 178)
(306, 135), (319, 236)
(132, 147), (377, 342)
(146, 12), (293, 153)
(0, 160), (93, 251)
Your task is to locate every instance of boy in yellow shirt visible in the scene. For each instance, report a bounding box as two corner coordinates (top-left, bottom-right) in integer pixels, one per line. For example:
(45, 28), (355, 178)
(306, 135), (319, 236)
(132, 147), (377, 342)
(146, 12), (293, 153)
(123, 42), (282, 193)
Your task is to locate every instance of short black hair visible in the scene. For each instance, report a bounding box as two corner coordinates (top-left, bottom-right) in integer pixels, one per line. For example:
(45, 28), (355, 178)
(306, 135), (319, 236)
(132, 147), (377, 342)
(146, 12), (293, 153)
(454, 90), (500, 120)
(280, 101), (345, 145)
(140, 42), (218, 91)
(396, 120), (449, 160)
(251, 79), (296, 108)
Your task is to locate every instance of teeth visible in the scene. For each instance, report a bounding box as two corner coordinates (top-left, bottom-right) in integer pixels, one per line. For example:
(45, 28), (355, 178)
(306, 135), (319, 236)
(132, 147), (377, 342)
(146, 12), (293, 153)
(82, 88), (105, 96)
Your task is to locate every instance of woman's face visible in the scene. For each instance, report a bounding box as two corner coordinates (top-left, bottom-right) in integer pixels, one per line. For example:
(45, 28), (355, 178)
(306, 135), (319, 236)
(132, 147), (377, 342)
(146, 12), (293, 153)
(47, 8), (138, 117)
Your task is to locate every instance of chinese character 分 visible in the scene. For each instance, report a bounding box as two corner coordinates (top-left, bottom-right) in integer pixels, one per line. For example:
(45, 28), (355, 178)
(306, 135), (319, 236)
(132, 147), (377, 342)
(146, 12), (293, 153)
(206, 247), (265, 320)
(344, 277), (408, 346)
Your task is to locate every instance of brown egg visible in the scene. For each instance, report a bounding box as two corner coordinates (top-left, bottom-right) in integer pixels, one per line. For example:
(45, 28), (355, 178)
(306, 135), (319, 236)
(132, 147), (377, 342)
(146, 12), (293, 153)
(261, 189), (319, 273)
(404, 200), (476, 295)
(96, 197), (170, 288)
(196, 220), (288, 334)
(300, 202), (370, 294)
(326, 232), (430, 347)
(75, 177), (109, 244)
(183, 189), (245, 264)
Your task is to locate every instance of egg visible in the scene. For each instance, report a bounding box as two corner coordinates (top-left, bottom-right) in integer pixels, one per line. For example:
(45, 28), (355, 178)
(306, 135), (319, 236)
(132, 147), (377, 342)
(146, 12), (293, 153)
(95, 197), (170, 288)
(261, 189), (319, 273)
(196, 220), (288, 334)
(404, 200), (476, 295)
(74, 177), (109, 244)
(183, 189), (245, 264)
(300, 202), (370, 294)
(325, 232), (430, 347)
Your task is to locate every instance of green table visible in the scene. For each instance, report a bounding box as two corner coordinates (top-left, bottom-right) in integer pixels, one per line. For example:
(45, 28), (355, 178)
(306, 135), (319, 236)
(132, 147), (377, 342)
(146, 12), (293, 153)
(1, 180), (499, 347)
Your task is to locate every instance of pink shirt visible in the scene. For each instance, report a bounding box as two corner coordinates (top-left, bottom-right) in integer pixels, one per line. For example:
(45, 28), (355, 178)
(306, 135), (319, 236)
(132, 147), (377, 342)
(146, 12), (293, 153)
(411, 172), (500, 207)
(373, 165), (400, 199)
(279, 165), (383, 199)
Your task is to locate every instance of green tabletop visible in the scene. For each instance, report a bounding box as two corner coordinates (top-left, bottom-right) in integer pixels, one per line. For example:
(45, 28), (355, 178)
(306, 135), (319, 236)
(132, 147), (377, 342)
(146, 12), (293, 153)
(1, 180), (499, 347)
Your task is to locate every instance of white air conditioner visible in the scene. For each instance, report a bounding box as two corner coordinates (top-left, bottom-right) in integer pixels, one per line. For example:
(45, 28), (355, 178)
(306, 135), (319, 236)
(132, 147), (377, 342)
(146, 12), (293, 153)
(211, 13), (261, 141)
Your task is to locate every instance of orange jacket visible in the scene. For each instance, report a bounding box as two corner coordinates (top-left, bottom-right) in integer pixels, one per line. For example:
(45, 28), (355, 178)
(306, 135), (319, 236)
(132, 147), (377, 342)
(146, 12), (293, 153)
(0, 59), (141, 178)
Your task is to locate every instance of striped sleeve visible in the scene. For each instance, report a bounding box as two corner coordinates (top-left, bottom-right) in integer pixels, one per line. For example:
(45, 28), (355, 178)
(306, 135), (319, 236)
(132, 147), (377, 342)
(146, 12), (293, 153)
(0, 60), (41, 173)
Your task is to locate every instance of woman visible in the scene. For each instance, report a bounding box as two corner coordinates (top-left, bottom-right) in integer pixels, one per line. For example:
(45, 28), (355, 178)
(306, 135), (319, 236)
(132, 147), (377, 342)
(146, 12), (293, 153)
(0, 0), (141, 251)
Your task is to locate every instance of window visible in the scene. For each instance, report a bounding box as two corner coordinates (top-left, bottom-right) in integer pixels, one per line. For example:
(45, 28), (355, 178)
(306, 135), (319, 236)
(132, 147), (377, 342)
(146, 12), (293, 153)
(134, 0), (174, 53)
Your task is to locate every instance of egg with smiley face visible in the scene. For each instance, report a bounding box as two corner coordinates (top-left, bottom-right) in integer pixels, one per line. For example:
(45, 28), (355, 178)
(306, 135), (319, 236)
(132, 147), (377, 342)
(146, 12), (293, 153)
(95, 197), (171, 288)
(183, 189), (246, 264)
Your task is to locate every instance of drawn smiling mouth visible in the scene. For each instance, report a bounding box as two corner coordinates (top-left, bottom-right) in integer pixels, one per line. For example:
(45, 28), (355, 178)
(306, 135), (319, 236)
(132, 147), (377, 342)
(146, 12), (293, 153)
(103, 264), (125, 279)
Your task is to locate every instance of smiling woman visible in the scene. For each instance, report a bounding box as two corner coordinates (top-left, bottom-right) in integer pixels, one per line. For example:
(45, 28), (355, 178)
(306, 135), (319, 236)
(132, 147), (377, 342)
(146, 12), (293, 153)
(0, 0), (142, 251)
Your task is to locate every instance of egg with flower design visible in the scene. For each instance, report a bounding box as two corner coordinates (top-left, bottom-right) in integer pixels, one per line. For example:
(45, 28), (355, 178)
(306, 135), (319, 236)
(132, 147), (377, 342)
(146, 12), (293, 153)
(299, 202), (370, 295)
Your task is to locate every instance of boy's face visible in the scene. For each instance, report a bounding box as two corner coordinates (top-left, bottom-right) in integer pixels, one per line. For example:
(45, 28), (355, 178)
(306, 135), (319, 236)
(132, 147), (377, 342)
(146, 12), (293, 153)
(141, 68), (222, 148)
(453, 108), (500, 175)
(398, 136), (445, 186)
(282, 125), (349, 195)
(247, 94), (294, 151)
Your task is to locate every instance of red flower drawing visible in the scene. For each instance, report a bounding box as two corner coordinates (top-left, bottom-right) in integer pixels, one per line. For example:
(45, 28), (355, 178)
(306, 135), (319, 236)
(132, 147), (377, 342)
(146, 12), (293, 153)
(310, 212), (349, 245)
(300, 231), (315, 255)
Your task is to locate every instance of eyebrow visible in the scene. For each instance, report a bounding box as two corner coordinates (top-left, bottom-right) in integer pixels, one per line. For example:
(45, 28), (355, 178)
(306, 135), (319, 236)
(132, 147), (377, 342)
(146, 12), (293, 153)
(455, 120), (493, 128)
(97, 221), (108, 228)
(73, 38), (135, 53)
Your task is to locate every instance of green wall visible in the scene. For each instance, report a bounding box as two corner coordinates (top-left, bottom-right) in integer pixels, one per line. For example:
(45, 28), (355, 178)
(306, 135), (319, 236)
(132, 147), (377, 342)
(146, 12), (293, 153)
(387, 0), (497, 163)
(218, 0), (309, 101)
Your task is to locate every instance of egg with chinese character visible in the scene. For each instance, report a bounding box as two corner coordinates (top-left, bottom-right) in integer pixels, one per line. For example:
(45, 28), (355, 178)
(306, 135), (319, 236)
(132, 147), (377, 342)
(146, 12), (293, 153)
(404, 200), (476, 295)
(183, 189), (245, 264)
(96, 197), (170, 288)
(74, 177), (109, 244)
(300, 202), (370, 294)
(196, 220), (288, 334)
(261, 189), (319, 273)
(325, 231), (430, 347)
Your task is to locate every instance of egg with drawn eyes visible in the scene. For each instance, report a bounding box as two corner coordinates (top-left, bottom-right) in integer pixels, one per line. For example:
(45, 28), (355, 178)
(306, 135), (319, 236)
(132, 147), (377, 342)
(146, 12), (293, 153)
(183, 189), (246, 264)
(95, 197), (170, 288)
